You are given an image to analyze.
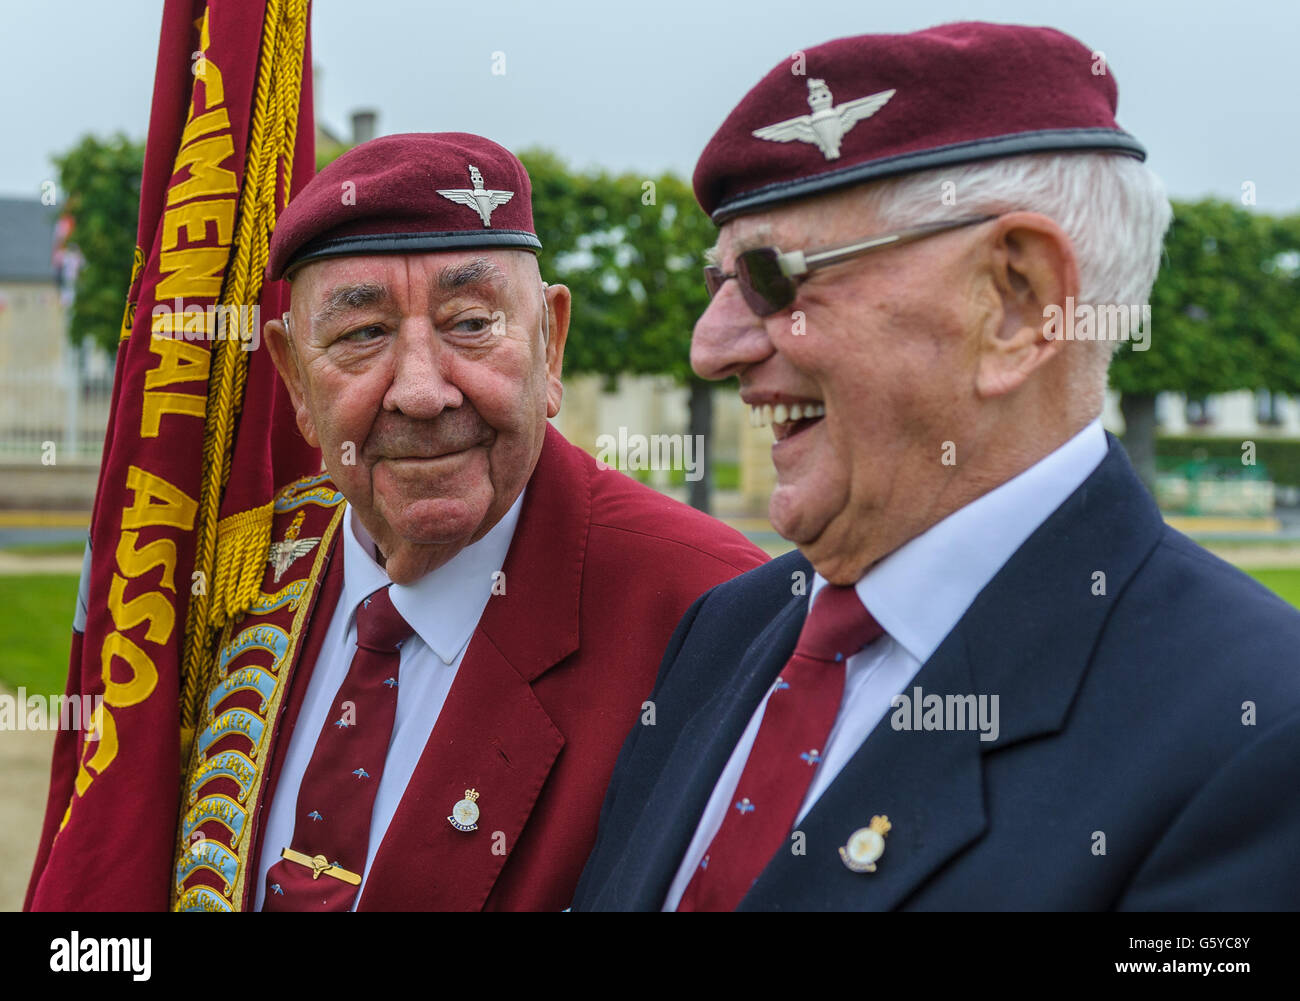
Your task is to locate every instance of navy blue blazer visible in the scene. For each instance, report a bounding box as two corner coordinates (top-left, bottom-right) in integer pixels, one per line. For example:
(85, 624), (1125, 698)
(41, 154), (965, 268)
(572, 435), (1300, 910)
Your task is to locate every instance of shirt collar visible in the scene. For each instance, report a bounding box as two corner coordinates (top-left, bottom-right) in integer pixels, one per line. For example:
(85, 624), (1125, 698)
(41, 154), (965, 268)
(340, 490), (525, 665)
(810, 419), (1108, 664)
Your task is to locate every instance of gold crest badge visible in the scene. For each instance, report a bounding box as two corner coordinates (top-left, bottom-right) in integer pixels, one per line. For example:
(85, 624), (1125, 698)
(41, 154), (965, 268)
(448, 788), (481, 832)
(839, 815), (891, 873)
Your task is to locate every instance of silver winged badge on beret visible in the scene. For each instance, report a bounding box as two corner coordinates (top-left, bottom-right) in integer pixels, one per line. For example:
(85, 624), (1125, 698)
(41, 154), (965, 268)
(436, 165), (515, 227)
(751, 78), (896, 161)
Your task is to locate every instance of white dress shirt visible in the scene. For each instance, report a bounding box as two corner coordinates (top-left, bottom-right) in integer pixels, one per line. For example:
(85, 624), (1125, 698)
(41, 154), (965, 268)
(663, 420), (1108, 909)
(254, 493), (523, 910)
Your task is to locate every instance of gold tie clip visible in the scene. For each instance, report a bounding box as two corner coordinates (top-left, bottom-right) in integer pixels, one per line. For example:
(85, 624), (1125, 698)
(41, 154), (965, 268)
(280, 847), (362, 885)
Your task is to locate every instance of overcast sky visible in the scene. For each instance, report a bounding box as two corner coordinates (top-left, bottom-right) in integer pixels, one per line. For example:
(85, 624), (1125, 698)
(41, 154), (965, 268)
(2, 0), (1297, 212)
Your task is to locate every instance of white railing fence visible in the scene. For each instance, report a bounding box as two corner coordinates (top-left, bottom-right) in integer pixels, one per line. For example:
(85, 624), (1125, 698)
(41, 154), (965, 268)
(0, 362), (112, 465)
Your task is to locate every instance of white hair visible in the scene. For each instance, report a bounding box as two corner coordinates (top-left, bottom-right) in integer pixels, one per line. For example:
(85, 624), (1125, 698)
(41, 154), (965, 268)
(858, 152), (1172, 379)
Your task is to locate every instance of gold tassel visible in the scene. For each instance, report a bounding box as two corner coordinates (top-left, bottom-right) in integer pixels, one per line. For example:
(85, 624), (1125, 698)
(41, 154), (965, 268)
(211, 500), (275, 625)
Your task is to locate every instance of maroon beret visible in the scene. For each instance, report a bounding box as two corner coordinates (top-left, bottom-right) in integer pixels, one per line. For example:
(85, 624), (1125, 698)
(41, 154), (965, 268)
(694, 22), (1146, 224)
(267, 132), (541, 280)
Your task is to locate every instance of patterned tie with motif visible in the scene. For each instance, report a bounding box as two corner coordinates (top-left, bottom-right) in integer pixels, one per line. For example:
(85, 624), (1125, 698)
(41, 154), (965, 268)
(676, 584), (882, 911)
(262, 585), (412, 911)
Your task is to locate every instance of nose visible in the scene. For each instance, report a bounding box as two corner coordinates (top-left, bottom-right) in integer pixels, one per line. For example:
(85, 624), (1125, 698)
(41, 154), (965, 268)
(691, 282), (774, 381)
(382, 317), (463, 418)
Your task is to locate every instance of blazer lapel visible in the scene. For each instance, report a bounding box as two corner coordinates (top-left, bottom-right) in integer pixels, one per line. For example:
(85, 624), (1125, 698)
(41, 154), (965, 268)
(611, 591), (810, 909)
(958, 434), (1166, 748)
(357, 425), (585, 910)
(357, 632), (564, 911)
(743, 628), (986, 911)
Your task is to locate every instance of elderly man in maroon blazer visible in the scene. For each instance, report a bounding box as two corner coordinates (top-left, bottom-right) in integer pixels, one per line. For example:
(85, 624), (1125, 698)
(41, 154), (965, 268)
(170, 132), (766, 912)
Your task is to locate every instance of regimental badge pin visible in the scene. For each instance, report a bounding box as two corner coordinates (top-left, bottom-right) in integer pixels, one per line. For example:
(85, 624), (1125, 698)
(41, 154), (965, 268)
(267, 510), (322, 584)
(436, 165), (515, 227)
(751, 78), (896, 161)
(448, 788), (481, 832)
(839, 815), (892, 873)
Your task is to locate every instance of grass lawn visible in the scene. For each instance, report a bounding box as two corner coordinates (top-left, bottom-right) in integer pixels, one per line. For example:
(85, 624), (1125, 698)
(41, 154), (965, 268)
(1244, 568), (1300, 608)
(0, 575), (78, 698)
(0, 568), (1299, 700)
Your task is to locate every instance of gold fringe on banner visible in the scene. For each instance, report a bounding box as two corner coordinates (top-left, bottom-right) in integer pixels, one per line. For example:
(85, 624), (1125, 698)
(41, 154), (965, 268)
(211, 500), (275, 620)
(178, 0), (309, 766)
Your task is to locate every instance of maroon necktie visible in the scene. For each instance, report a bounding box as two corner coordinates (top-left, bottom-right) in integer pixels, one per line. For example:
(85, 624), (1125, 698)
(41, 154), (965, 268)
(262, 585), (412, 911)
(676, 585), (882, 911)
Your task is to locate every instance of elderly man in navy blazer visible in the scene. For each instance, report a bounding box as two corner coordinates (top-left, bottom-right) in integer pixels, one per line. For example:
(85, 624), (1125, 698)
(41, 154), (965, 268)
(573, 22), (1300, 911)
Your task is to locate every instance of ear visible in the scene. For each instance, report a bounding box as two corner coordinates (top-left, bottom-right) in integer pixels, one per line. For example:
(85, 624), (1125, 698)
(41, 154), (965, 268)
(542, 283), (571, 418)
(975, 212), (1079, 399)
(264, 312), (321, 448)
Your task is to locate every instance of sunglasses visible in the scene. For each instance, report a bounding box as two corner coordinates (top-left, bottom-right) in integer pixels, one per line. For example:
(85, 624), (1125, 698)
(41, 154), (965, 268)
(703, 215), (999, 317)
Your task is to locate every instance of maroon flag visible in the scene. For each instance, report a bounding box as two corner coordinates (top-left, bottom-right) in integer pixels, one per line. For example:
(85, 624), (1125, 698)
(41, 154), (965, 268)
(26, 0), (319, 910)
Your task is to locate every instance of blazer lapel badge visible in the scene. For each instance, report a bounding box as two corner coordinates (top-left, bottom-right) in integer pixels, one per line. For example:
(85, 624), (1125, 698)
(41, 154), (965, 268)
(448, 789), (481, 832)
(839, 815), (892, 873)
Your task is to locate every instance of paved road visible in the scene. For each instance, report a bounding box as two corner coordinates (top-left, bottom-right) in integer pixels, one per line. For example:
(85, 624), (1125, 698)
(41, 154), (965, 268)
(0, 686), (54, 912)
(0, 553), (83, 575)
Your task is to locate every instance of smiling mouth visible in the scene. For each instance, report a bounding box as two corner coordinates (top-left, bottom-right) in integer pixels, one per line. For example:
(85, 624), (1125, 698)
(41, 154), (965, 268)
(381, 447), (474, 463)
(749, 401), (826, 442)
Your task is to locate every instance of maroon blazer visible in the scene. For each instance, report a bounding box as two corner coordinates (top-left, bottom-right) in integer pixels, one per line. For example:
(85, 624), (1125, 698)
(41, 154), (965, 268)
(246, 424), (767, 910)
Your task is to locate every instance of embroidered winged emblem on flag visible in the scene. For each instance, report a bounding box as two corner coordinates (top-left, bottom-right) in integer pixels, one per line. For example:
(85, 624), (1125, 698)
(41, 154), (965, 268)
(436, 164), (515, 227)
(751, 78), (896, 161)
(267, 510), (321, 584)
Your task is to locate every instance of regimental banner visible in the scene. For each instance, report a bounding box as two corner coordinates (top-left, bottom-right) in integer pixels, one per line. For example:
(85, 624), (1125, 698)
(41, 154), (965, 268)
(175, 475), (343, 912)
(25, 0), (319, 911)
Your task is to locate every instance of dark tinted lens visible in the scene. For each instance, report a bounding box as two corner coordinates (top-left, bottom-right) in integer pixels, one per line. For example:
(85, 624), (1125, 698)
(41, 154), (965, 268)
(703, 265), (725, 299)
(736, 249), (795, 315)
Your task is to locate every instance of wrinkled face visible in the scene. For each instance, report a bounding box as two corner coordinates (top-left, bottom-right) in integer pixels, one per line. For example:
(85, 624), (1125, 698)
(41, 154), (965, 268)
(691, 194), (992, 582)
(271, 250), (564, 573)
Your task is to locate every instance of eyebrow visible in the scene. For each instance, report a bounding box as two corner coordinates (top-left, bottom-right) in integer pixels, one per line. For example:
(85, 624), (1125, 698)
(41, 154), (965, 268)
(307, 260), (507, 331)
(311, 281), (390, 327)
(732, 224), (775, 255)
(438, 258), (507, 292)
(707, 224), (776, 269)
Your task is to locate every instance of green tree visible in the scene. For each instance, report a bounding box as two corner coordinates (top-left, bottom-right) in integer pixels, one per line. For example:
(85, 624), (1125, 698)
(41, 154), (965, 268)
(1110, 199), (1300, 489)
(523, 151), (722, 510)
(53, 133), (145, 353)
